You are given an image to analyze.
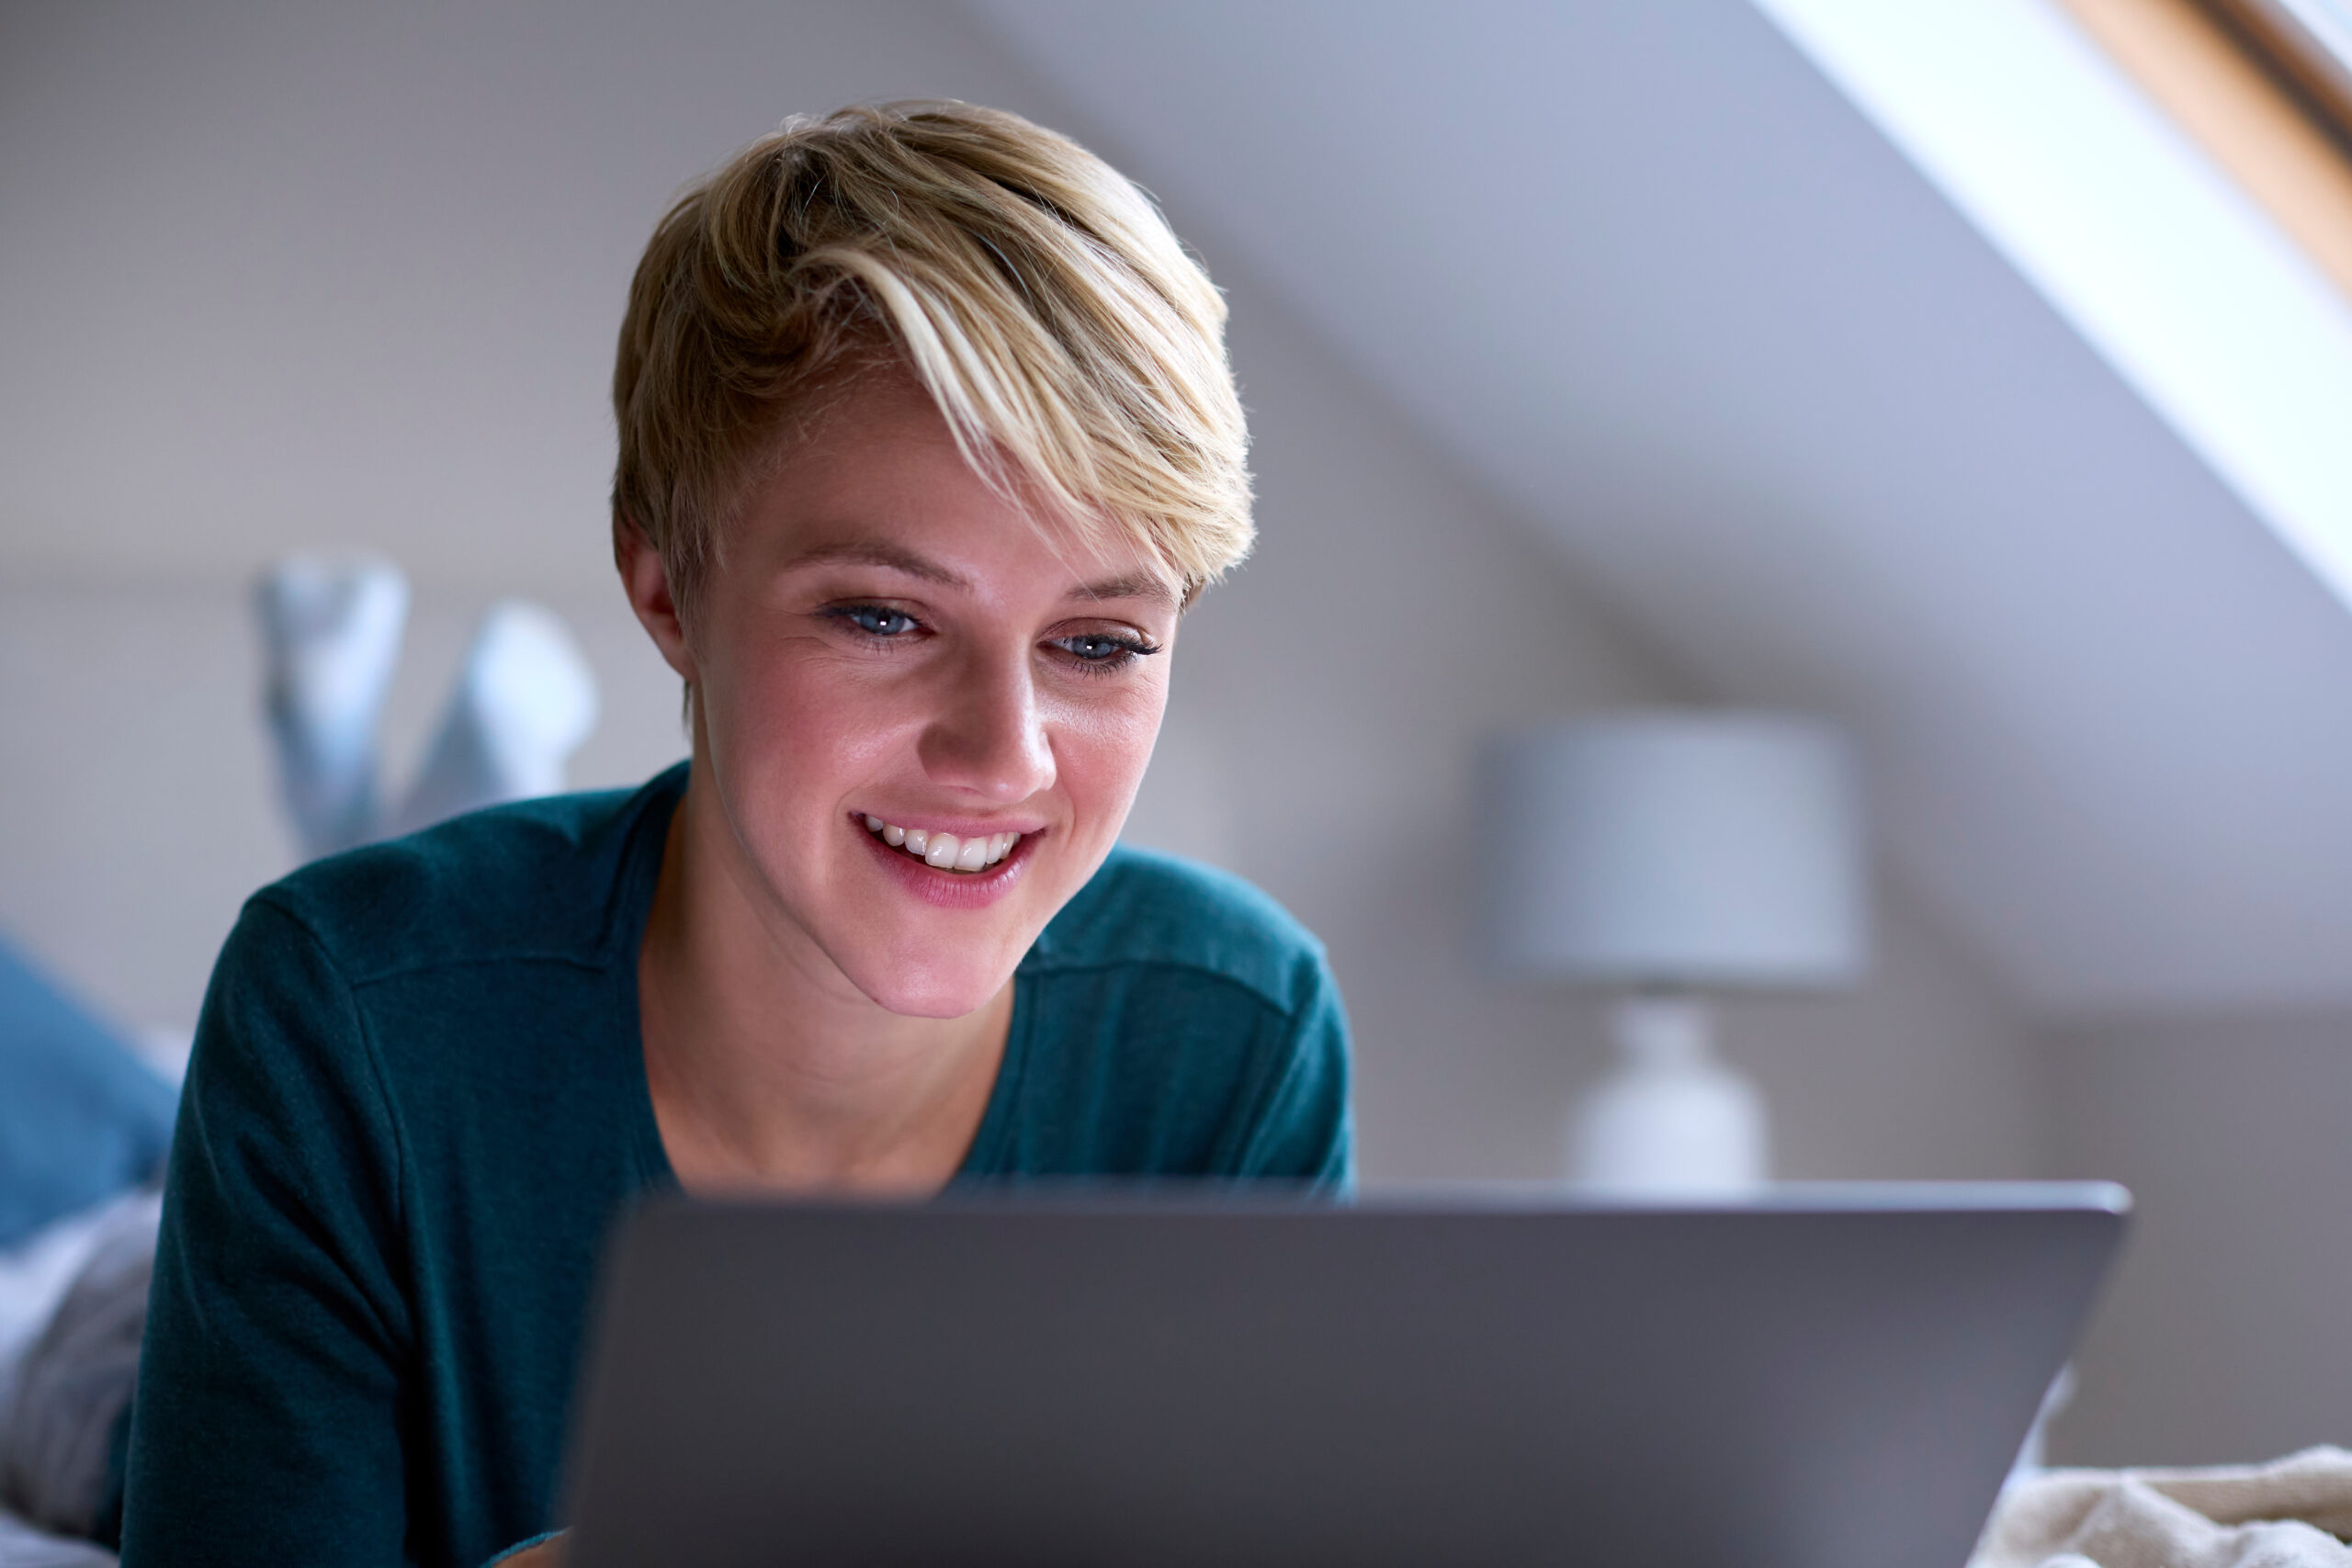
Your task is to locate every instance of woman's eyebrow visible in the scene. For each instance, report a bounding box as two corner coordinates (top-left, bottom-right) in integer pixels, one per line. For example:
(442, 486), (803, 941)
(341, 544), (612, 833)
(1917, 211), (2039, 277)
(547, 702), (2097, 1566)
(785, 539), (1171, 607)
(784, 539), (968, 587)
(1071, 573), (1177, 608)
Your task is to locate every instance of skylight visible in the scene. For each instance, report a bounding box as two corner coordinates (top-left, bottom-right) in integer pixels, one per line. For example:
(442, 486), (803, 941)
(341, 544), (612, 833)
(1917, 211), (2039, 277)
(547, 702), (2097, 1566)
(1750, 0), (2352, 619)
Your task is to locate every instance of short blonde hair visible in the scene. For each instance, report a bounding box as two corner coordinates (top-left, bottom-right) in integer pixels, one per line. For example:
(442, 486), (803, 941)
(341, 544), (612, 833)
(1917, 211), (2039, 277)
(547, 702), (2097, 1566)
(612, 101), (1252, 609)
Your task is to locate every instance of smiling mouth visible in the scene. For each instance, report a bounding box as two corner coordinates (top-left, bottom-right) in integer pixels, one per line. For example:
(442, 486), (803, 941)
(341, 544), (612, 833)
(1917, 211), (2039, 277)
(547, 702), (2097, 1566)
(861, 814), (1024, 874)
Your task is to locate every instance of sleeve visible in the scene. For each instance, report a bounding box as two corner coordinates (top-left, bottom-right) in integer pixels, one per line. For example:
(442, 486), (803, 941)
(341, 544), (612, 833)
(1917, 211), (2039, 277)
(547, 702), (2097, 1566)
(117, 896), (417, 1567)
(1230, 948), (1356, 1193)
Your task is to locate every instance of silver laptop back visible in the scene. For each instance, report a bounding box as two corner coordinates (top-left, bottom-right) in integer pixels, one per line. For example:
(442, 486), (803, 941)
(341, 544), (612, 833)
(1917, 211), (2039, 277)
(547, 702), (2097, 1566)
(564, 1184), (2127, 1568)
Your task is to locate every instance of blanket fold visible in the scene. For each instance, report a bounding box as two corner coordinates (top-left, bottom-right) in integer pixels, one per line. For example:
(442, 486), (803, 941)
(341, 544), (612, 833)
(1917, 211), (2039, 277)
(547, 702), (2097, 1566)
(1976, 1447), (2352, 1568)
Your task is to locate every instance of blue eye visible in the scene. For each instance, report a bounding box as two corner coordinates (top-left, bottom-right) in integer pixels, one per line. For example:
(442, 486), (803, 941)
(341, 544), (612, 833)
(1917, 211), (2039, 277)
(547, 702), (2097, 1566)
(1049, 632), (1161, 673)
(828, 604), (918, 638)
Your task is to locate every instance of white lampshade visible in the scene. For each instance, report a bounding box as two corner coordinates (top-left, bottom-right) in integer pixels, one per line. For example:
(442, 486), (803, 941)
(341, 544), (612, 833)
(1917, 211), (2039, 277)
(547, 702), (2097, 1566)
(1484, 712), (1867, 989)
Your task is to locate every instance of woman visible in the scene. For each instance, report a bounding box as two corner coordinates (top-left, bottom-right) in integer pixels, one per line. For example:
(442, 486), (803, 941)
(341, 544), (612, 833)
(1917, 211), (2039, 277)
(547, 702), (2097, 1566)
(116, 102), (1351, 1566)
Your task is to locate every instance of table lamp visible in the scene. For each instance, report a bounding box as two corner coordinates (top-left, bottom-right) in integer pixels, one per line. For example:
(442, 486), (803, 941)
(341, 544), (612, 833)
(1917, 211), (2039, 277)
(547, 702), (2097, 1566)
(1483, 712), (1867, 1195)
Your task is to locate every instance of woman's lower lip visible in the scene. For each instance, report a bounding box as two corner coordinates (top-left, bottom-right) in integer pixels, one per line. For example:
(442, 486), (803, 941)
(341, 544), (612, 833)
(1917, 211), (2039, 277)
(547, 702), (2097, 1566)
(855, 818), (1034, 908)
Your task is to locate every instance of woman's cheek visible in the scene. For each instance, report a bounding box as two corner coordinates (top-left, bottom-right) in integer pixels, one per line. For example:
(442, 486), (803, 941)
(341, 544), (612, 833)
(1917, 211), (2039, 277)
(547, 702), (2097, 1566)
(729, 632), (884, 750)
(713, 647), (893, 846)
(1055, 677), (1169, 840)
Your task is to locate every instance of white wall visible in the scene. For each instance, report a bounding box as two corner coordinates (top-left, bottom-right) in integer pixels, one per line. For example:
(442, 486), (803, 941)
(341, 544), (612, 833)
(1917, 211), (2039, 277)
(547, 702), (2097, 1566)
(2041, 1012), (2352, 1467)
(0, 0), (1042, 601)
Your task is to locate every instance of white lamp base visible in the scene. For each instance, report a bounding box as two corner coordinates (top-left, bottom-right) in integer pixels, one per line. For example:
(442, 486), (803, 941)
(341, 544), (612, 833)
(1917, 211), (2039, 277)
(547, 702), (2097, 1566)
(1566, 992), (1768, 1196)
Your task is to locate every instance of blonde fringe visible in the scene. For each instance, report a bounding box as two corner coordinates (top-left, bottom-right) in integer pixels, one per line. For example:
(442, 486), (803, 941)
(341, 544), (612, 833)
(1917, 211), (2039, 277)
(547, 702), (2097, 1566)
(612, 101), (1253, 609)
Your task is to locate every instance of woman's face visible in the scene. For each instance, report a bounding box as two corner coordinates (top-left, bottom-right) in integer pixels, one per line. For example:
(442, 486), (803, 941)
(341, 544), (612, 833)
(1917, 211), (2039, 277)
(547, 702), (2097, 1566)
(641, 369), (1180, 1019)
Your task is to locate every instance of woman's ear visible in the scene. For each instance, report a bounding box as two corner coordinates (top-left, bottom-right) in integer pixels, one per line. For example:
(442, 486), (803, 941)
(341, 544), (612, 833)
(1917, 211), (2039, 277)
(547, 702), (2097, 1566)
(616, 520), (696, 683)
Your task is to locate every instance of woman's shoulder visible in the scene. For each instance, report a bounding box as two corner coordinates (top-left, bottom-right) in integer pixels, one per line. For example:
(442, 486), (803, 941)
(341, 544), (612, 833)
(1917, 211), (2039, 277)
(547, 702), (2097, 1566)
(1024, 844), (1331, 1018)
(1009, 846), (1352, 1183)
(248, 764), (684, 986)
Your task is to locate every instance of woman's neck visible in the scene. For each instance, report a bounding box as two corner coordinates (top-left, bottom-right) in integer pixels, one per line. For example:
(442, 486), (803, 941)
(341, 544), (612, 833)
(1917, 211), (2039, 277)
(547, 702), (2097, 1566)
(636, 778), (1011, 1197)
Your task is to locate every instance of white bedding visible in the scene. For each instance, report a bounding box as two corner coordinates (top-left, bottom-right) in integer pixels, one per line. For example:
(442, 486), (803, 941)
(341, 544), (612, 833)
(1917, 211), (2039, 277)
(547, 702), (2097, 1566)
(1979, 1447), (2352, 1568)
(0, 1510), (110, 1568)
(0, 1206), (128, 1411)
(0, 1193), (156, 1568)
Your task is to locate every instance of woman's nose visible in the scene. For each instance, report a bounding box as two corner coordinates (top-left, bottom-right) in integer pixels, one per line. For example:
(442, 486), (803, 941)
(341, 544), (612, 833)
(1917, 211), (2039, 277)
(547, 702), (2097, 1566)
(916, 648), (1056, 802)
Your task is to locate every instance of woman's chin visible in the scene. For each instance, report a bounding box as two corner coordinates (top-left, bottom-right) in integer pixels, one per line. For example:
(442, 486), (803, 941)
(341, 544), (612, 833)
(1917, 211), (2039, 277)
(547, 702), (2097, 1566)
(873, 988), (997, 1021)
(843, 955), (1012, 1021)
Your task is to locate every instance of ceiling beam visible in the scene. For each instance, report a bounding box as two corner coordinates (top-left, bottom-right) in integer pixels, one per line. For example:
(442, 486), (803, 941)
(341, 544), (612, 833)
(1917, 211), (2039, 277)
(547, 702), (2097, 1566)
(2054, 0), (2352, 300)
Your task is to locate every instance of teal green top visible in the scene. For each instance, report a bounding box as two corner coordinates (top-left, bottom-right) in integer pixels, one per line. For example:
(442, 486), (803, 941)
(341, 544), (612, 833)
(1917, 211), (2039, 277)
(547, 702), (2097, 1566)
(117, 764), (1351, 1568)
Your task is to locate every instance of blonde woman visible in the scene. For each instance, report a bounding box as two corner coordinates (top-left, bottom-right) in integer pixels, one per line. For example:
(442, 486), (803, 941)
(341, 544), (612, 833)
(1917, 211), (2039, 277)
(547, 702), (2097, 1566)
(116, 103), (1351, 1566)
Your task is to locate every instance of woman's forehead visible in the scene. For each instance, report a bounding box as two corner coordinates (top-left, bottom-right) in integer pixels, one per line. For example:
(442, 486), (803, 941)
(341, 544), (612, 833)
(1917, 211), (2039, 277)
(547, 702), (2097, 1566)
(739, 377), (1176, 603)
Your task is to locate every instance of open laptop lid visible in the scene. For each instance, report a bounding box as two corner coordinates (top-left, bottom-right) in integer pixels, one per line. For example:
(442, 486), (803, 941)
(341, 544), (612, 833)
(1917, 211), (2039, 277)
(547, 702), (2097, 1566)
(562, 1183), (2128, 1568)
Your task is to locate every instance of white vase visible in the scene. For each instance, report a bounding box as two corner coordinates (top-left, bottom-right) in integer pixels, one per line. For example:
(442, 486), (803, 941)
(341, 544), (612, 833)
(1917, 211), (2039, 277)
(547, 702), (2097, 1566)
(1566, 991), (1768, 1197)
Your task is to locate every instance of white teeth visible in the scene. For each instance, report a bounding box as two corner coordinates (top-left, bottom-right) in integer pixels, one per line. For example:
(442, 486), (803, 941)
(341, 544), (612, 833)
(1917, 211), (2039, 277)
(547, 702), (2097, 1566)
(863, 817), (1024, 872)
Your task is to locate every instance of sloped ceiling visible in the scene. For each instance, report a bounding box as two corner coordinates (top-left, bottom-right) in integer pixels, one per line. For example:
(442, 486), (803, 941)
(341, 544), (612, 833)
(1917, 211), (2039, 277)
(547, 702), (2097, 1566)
(964, 0), (2352, 1019)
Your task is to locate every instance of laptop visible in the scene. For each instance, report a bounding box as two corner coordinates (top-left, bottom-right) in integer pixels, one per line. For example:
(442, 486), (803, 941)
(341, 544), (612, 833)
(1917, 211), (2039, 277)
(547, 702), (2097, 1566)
(560, 1183), (2127, 1567)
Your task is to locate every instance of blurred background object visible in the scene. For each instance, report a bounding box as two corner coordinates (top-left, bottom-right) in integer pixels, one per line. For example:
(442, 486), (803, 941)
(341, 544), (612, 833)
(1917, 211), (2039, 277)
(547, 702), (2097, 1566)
(0, 944), (171, 1256)
(2224, 0), (2352, 131)
(258, 558), (600, 857)
(256, 556), (411, 857)
(379, 599), (601, 840)
(6, 0), (2352, 1469)
(1486, 713), (1866, 1194)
